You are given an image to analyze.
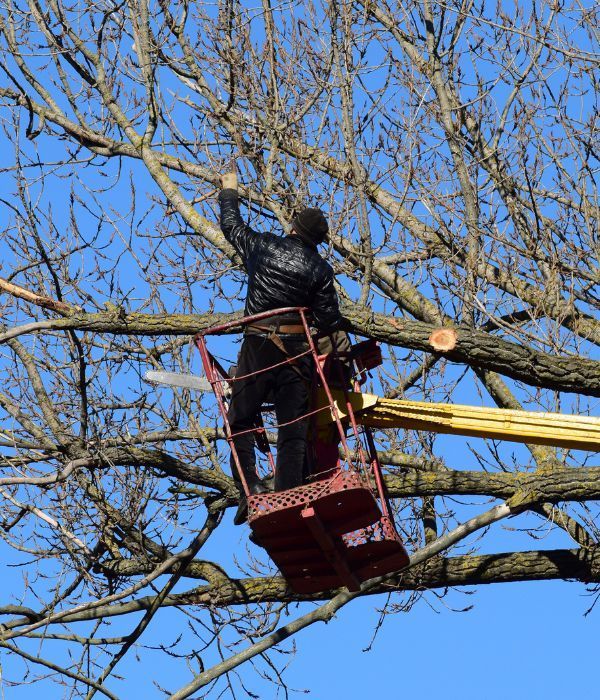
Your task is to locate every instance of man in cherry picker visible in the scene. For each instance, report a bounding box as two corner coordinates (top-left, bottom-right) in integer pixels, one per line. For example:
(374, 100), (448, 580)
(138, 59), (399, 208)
(219, 166), (344, 524)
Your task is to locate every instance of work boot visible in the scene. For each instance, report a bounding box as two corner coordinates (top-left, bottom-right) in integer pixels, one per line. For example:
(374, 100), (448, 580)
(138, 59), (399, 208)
(233, 482), (269, 526)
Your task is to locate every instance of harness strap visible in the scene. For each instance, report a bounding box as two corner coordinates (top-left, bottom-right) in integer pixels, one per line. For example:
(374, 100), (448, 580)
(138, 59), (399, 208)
(244, 326), (310, 380)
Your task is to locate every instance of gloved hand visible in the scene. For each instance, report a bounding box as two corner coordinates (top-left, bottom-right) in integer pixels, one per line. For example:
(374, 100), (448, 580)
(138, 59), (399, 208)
(221, 171), (238, 190)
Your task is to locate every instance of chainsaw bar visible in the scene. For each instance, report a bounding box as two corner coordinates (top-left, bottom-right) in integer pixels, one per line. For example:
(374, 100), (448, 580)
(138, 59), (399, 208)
(144, 370), (231, 396)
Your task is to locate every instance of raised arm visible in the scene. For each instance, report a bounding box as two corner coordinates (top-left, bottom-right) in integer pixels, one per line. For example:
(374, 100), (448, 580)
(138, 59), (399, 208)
(218, 169), (258, 263)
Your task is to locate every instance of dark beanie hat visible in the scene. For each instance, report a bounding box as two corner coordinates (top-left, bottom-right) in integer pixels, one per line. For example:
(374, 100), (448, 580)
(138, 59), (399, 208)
(292, 208), (328, 245)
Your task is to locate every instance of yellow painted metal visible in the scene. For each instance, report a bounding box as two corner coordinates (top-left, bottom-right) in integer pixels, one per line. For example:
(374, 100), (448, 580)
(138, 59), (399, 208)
(316, 390), (379, 424)
(316, 390), (600, 452)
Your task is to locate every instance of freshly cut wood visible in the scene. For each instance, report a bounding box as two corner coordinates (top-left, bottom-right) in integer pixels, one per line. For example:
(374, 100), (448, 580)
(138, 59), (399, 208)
(428, 328), (457, 351)
(0, 277), (72, 315)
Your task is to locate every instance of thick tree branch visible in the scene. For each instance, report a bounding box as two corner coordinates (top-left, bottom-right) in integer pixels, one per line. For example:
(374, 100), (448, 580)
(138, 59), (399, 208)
(1, 308), (598, 396)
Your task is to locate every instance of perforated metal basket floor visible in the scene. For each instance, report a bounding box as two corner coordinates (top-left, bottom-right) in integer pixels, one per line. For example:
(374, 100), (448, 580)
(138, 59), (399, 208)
(342, 516), (410, 581)
(248, 472), (410, 593)
(248, 470), (379, 536)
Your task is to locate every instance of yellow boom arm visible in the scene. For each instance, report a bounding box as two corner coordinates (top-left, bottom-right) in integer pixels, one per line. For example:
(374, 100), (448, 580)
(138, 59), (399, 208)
(317, 390), (600, 452)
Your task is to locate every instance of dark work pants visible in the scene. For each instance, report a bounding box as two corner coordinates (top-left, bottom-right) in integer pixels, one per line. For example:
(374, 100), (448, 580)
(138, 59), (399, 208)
(227, 334), (312, 492)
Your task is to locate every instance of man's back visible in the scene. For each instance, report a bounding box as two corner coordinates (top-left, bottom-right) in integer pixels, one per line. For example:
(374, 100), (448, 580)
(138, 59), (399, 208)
(219, 189), (342, 330)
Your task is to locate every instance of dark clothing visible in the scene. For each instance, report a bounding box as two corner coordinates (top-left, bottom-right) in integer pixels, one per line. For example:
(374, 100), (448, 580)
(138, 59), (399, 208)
(219, 189), (343, 331)
(228, 334), (311, 492)
(219, 189), (343, 495)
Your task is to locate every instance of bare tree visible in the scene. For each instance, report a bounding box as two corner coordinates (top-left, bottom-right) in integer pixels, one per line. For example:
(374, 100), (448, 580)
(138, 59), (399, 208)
(0, 0), (598, 696)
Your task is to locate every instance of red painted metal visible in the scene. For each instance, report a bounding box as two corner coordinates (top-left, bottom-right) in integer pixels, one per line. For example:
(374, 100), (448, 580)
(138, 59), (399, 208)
(299, 312), (356, 468)
(301, 507), (361, 591)
(195, 308), (409, 593)
(197, 307), (311, 337)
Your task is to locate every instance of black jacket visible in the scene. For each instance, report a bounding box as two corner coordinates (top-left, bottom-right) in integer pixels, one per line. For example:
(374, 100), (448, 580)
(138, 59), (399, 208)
(219, 189), (343, 330)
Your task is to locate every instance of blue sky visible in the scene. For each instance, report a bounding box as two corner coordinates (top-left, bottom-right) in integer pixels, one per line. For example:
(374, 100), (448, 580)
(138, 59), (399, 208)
(1, 0), (599, 697)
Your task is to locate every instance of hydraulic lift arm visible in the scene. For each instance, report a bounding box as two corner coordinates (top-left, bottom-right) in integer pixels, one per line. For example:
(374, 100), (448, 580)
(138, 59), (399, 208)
(317, 390), (600, 452)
